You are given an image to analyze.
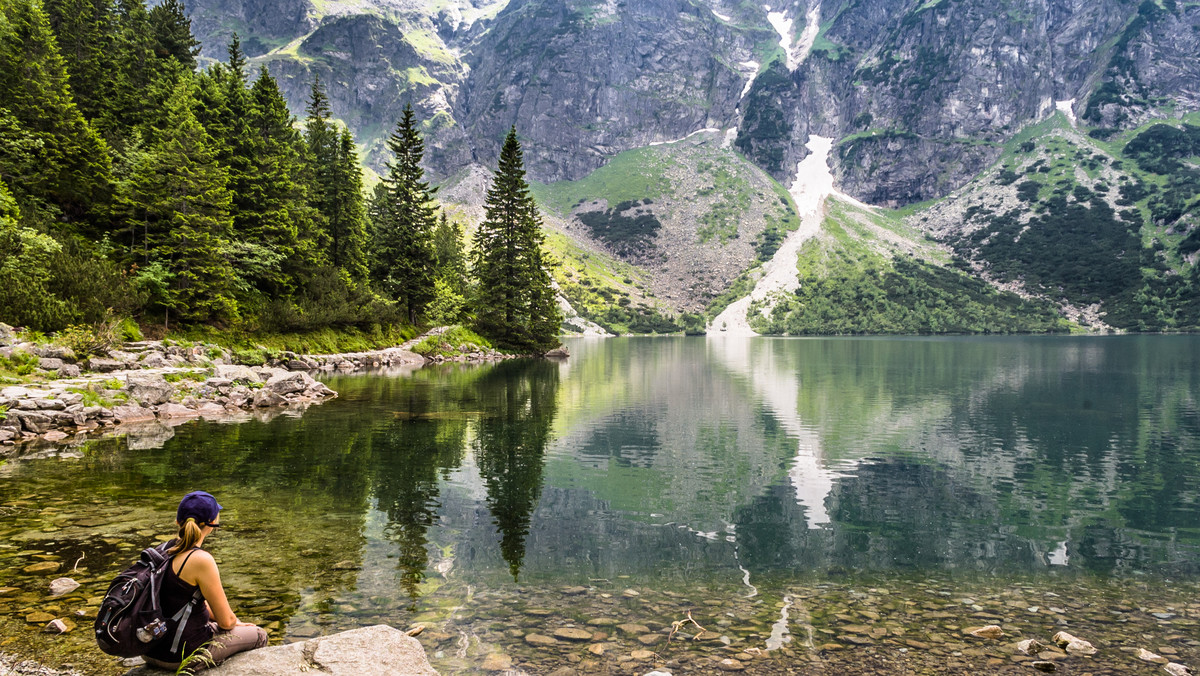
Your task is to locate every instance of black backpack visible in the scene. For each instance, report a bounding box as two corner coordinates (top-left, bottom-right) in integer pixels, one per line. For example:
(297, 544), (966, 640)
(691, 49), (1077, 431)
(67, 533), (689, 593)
(94, 541), (203, 658)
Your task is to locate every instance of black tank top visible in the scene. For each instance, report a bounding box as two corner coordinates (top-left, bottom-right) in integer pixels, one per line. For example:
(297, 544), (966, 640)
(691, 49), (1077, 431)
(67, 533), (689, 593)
(145, 547), (215, 662)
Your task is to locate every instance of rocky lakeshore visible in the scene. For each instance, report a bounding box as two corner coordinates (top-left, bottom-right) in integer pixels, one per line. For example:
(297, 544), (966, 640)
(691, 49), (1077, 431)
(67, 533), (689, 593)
(0, 324), (565, 453)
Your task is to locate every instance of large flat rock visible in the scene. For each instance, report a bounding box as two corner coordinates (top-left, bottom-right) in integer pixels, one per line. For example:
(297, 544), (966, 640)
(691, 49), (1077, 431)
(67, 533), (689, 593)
(125, 625), (437, 676)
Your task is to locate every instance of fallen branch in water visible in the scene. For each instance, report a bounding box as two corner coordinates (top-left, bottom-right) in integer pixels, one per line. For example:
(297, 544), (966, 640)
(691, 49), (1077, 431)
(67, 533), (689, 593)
(667, 609), (707, 642)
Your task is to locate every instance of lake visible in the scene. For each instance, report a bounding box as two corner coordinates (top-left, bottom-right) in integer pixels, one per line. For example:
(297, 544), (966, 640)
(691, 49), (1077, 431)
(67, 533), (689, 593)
(1, 336), (1198, 674)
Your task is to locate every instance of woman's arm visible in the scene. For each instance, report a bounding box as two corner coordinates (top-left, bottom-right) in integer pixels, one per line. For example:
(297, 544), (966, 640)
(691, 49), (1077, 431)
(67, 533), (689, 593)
(187, 552), (239, 631)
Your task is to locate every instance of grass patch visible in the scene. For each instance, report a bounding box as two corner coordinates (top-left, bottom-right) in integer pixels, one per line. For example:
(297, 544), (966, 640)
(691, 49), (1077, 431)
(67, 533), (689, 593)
(67, 384), (128, 408)
(171, 324), (417, 356)
(0, 350), (39, 384)
(162, 370), (209, 384)
(410, 326), (492, 357)
(530, 146), (673, 214)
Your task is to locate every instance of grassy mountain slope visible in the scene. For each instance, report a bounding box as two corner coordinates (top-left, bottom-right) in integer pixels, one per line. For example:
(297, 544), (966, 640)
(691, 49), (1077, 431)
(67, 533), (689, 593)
(530, 130), (801, 323)
(916, 111), (1200, 331)
(743, 199), (1071, 335)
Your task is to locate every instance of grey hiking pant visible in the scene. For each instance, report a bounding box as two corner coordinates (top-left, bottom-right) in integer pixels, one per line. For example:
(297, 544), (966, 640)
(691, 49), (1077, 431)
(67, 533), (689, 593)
(143, 623), (268, 672)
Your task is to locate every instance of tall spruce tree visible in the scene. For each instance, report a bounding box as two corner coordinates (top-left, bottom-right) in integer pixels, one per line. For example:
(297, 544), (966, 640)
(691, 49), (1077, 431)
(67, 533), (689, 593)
(433, 211), (466, 291)
(125, 76), (236, 325)
(329, 127), (368, 280)
(0, 0), (113, 227)
(471, 128), (562, 352)
(147, 0), (197, 69)
(303, 76), (367, 281)
(243, 66), (320, 293)
(108, 0), (178, 140)
(43, 0), (116, 123)
(370, 103), (437, 323)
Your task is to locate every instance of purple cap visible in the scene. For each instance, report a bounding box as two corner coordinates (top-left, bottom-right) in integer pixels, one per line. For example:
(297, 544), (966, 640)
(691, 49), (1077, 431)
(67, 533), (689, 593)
(176, 491), (222, 525)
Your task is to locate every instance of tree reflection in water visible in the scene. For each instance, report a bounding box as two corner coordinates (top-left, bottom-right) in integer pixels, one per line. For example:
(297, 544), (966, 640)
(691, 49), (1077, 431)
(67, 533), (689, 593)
(370, 358), (559, 600)
(474, 360), (560, 581)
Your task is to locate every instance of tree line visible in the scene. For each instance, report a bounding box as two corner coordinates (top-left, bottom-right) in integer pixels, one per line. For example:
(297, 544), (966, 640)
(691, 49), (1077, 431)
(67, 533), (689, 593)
(0, 0), (560, 353)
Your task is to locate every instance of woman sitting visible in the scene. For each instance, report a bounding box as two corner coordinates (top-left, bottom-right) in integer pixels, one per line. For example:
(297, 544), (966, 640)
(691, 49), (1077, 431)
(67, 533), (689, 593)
(143, 491), (268, 671)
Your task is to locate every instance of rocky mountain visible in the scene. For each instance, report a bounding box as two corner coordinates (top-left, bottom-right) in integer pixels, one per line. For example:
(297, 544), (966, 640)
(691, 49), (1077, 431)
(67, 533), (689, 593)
(179, 0), (1200, 332)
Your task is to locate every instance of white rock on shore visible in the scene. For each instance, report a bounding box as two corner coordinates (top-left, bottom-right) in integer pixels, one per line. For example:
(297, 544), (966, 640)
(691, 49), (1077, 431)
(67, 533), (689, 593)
(122, 625), (437, 676)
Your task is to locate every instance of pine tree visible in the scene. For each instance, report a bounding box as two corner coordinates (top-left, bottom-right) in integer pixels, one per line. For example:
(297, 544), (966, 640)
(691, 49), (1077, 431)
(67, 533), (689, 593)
(242, 66), (320, 293)
(124, 76), (236, 325)
(304, 76), (367, 281)
(331, 128), (368, 279)
(43, 0), (116, 123)
(147, 0), (198, 69)
(471, 128), (562, 353)
(433, 210), (466, 290)
(370, 103), (437, 323)
(108, 0), (179, 139)
(0, 0), (113, 227)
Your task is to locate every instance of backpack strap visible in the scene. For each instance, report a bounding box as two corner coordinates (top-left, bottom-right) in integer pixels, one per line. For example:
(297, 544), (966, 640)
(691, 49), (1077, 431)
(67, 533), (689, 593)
(167, 548), (204, 655)
(168, 588), (205, 655)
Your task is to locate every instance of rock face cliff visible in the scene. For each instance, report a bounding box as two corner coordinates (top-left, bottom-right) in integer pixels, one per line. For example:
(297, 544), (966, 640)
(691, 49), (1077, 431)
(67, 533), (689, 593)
(183, 0), (1200, 196)
(737, 0), (1200, 205)
(179, 0), (1200, 328)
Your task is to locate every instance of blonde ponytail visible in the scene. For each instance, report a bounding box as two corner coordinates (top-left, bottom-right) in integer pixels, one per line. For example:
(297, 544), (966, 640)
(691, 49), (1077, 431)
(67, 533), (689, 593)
(167, 517), (205, 556)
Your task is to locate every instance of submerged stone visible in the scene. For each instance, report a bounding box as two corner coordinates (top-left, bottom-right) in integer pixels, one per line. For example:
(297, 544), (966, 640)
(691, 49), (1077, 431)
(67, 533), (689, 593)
(553, 627), (593, 642)
(715, 658), (745, 672)
(966, 625), (1004, 639)
(1139, 648), (1169, 664)
(480, 653), (512, 671)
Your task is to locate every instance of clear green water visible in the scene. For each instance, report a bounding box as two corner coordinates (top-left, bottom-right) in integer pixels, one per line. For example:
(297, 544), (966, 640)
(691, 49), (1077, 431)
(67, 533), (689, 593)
(1, 336), (1199, 674)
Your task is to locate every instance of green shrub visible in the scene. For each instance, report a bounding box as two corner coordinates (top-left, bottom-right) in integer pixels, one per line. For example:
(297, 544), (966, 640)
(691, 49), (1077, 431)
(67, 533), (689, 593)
(54, 317), (120, 358)
(411, 326), (492, 357)
(67, 384), (127, 408)
(0, 350), (38, 379)
(232, 348), (267, 366)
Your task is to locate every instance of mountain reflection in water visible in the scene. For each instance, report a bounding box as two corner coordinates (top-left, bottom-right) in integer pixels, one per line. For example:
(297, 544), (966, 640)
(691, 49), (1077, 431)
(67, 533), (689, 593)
(1, 336), (1198, 648)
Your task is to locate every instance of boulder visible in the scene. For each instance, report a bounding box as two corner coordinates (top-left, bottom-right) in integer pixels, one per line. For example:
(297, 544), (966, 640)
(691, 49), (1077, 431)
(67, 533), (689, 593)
(112, 404), (156, 424)
(1139, 649), (1169, 665)
(122, 625), (437, 676)
(140, 353), (167, 369)
(265, 371), (312, 396)
(966, 625), (1004, 639)
(1052, 631), (1096, 656)
(215, 364), (262, 385)
(253, 389), (287, 408)
(87, 357), (124, 373)
(157, 403), (198, 419)
(544, 346), (570, 359)
(34, 345), (75, 361)
(0, 322), (14, 345)
(195, 402), (227, 419)
(57, 364), (82, 378)
(306, 381), (336, 398)
(38, 357), (65, 371)
(126, 374), (173, 406)
(12, 410), (51, 433)
(1016, 639), (1045, 655)
(1165, 664), (1193, 676)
